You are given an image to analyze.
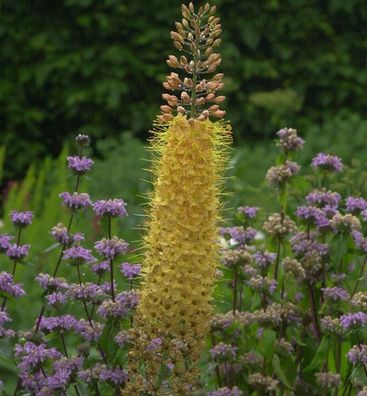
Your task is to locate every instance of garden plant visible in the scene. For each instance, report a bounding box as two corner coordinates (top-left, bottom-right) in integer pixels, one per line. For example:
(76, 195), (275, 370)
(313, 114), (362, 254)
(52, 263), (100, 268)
(0, 2), (366, 396)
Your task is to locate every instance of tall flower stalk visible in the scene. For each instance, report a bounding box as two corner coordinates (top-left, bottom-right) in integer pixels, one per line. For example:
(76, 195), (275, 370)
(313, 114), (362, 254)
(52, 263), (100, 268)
(126, 3), (231, 394)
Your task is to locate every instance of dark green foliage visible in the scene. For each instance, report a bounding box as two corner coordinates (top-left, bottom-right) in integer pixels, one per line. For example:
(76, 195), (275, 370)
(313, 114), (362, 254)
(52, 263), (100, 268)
(1, 0), (367, 180)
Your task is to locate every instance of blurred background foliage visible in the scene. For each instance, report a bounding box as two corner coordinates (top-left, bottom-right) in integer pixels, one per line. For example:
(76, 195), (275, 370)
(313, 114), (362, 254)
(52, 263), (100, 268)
(1, 0), (367, 182)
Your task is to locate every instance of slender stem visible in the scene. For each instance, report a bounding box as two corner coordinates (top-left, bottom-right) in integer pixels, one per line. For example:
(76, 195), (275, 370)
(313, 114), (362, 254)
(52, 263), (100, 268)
(273, 237), (281, 281)
(232, 266), (238, 316)
(308, 284), (321, 343)
(211, 329), (222, 388)
(108, 216), (115, 302)
(190, 19), (200, 118)
(351, 255), (367, 297)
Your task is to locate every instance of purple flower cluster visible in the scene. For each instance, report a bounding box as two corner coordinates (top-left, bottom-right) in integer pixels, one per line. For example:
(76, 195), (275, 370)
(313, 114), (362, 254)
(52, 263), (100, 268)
(97, 291), (138, 319)
(78, 364), (128, 385)
(347, 344), (367, 365)
(0, 272), (25, 297)
(345, 196), (367, 214)
(210, 342), (238, 361)
(0, 234), (13, 252)
(220, 226), (257, 245)
(6, 243), (30, 261)
(120, 262), (142, 279)
(37, 315), (81, 332)
(10, 210), (33, 227)
(290, 232), (328, 257)
(50, 223), (84, 246)
(66, 282), (105, 301)
(35, 273), (68, 290)
(207, 387), (242, 396)
(92, 199), (128, 218)
(339, 312), (367, 330)
(311, 153), (343, 172)
(295, 206), (330, 229)
(0, 310), (15, 338)
(91, 260), (110, 275)
(59, 192), (91, 210)
(95, 237), (129, 259)
(45, 292), (67, 307)
(62, 246), (96, 265)
(306, 190), (341, 208)
(252, 251), (277, 270)
(276, 127), (304, 151)
(15, 342), (62, 372)
(321, 287), (349, 301)
(237, 206), (259, 219)
(67, 156), (94, 175)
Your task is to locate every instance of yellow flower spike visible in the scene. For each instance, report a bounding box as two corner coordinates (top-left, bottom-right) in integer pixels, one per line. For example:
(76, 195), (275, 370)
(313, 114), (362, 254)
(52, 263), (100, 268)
(123, 3), (232, 394)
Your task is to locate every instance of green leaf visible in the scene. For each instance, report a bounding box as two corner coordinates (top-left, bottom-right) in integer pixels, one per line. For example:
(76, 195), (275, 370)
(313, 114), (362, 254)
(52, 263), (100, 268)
(259, 329), (276, 359)
(272, 354), (293, 389)
(304, 336), (331, 372)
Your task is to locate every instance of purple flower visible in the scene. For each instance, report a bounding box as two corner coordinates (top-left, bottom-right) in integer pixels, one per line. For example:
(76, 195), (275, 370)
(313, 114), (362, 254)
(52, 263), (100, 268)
(220, 226), (256, 245)
(37, 315), (81, 332)
(50, 224), (84, 246)
(346, 196), (367, 214)
(0, 272), (25, 297)
(92, 199), (128, 218)
(290, 232), (329, 257)
(209, 342), (238, 361)
(10, 210), (33, 227)
(45, 357), (84, 389)
(120, 262), (141, 279)
(276, 128), (304, 151)
(311, 153), (343, 172)
(15, 342), (62, 371)
(339, 312), (367, 330)
(295, 206), (330, 229)
(146, 337), (162, 352)
(97, 291), (138, 319)
(91, 260), (110, 275)
(0, 234), (13, 253)
(66, 282), (105, 301)
(207, 387), (242, 396)
(0, 310), (15, 338)
(35, 273), (68, 290)
(321, 287), (349, 301)
(347, 344), (367, 365)
(79, 364), (128, 385)
(253, 251), (277, 270)
(46, 292), (67, 307)
(237, 206), (259, 219)
(6, 244), (30, 261)
(76, 319), (103, 342)
(59, 192), (91, 210)
(306, 190), (341, 208)
(67, 156), (94, 175)
(114, 330), (131, 348)
(95, 237), (129, 259)
(62, 246), (96, 265)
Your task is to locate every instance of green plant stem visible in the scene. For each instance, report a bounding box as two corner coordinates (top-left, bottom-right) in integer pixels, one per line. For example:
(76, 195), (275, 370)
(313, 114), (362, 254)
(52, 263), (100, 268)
(351, 255), (367, 297)
(308, 283), (321, 343)
(108, 215), (115, 302)
(232, 266), (239, 316)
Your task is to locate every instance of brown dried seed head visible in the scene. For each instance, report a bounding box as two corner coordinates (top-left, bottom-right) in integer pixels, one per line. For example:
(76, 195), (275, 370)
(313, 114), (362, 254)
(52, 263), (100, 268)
(188, 2), (194, 12)
(213, 73), (224, 81)
(177, 106), (186, 114)
(213, 110), (225, 118)
(210, 5), (217, 15)
(213, 39), (222, 47)
(196, 97), (206, 106)
(204, 3), (210, 12)
(182, 18), (189, 28)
